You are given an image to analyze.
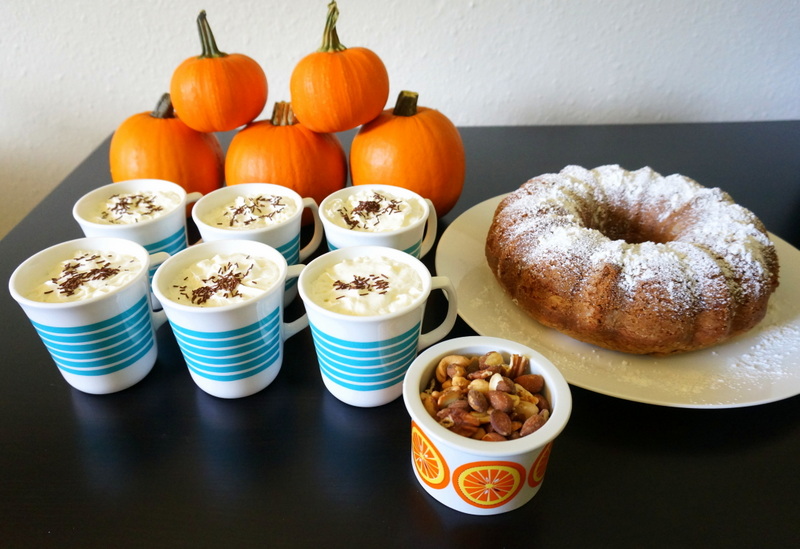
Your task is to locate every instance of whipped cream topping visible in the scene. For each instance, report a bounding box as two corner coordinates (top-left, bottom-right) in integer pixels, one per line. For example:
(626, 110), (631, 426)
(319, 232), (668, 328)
(208, 194), (298, 229)
(94, 191), (182, 224)
(324, 189), (425, 232)
(28, 250), (143, 303)
(309, 255), (423, 316)
(165, 253), (281, 307)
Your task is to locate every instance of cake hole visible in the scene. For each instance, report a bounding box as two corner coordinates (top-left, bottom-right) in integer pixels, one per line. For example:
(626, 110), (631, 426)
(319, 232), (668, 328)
(588, 206), (673, 245)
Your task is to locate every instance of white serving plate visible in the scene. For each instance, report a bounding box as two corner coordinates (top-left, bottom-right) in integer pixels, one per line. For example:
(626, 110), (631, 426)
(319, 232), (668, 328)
(436, 194), (800, 408)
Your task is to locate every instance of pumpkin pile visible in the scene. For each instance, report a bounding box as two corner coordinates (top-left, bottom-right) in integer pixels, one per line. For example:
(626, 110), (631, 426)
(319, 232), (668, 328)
(109, 1), (465, 218)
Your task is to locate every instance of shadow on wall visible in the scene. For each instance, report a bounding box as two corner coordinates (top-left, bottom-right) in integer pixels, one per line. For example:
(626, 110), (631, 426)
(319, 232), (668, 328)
(0, 159), (62, 241)
(0, 127), (112, 242)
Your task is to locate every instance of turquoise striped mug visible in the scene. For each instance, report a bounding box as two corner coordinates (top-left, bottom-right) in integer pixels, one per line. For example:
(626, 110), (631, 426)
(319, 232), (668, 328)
(8, 237), (168, 394)
(151, 239), (307, 399)
(319, 185), (437, 259)
(72, 179), (201, 281)
(298, 246), (458, 407)
(191, 183), (323, 306)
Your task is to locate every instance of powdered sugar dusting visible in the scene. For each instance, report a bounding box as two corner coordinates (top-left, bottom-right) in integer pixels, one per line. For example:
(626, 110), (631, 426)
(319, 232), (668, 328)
(728, 297), (800, 382)
(492, 164), (778, 309)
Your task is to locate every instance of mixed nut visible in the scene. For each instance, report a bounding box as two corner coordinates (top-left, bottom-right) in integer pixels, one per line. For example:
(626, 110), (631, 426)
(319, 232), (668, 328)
(420, 351), (551, 442)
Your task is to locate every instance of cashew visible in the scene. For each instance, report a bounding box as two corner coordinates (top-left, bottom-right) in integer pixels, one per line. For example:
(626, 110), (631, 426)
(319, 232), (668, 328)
(435, 355), (472, 383)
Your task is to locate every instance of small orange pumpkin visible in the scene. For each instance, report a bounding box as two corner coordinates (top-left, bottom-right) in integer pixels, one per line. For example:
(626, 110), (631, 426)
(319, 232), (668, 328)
(109, 93), (224, 196)
(350, 91), (466, 217)
(170, 10), (268, 133)
(289, 1), (389, 134)
(225, 101), (347, 223)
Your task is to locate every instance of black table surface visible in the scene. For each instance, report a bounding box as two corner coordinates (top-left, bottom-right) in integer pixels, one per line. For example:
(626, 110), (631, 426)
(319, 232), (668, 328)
(2, 122), (799, 548)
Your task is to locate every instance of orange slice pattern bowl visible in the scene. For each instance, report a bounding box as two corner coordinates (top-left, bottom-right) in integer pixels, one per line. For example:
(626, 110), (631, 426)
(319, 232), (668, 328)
(411, 421), (450, 490)
(453, 461), (526, 509)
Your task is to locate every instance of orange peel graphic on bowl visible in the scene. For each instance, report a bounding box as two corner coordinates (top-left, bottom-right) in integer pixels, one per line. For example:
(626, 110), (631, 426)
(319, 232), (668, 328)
(453, 461), (525, 509)
(411, 421), (449, 489)
(528, 441), (553, 487)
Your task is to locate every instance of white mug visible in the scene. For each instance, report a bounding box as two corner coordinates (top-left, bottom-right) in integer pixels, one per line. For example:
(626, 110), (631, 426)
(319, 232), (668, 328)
(8, 237), (168, 394)
(192, 183), (323, 304)
(151, 239), (307, 399)
(319, 184), (437, 258)
(73, 179), (201, 279)
(297, 245), (458, 407)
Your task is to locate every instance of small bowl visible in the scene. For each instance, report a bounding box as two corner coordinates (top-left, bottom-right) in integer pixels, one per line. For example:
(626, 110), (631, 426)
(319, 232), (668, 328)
(402, 336), (572, 515)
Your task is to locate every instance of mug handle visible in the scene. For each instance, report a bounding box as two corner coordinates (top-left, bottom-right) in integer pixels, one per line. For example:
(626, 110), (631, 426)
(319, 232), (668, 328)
(283, 264), (309, 339)
(149, 251), (170, 265)
(418, 199), (439, 259)
(147, 251), (170, 312)
(186, 192), (203, 205)
(151, 309), (168, 330)
(298, 198), (324, 262)
(417, 275), (458, 350)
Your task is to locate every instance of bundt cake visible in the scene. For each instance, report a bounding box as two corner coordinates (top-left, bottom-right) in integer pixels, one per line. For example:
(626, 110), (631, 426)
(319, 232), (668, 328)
(485, 165), (780, 355)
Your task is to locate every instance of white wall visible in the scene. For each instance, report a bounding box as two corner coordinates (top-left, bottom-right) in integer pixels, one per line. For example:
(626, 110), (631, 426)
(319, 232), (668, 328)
(1, 0), (798, 240)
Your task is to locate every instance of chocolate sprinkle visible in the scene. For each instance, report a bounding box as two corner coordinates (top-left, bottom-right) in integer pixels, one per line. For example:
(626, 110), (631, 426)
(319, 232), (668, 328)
(101, 193), (164, 223)
(50, 253), (122, 296)
(337, 192), (403, 230)
(177, 261), (254, 305)
(224, 195), (287, 227)
(332, 273), (390, 296)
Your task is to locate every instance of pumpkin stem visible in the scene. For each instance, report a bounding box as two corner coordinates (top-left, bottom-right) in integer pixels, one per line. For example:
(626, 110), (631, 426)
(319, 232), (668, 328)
(271, 102), (298, 126)
(392, 90), (419, 117)
(318, 1), (347, 53)
(197, 10), (228, 59)
(151, 93), (176, 119)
